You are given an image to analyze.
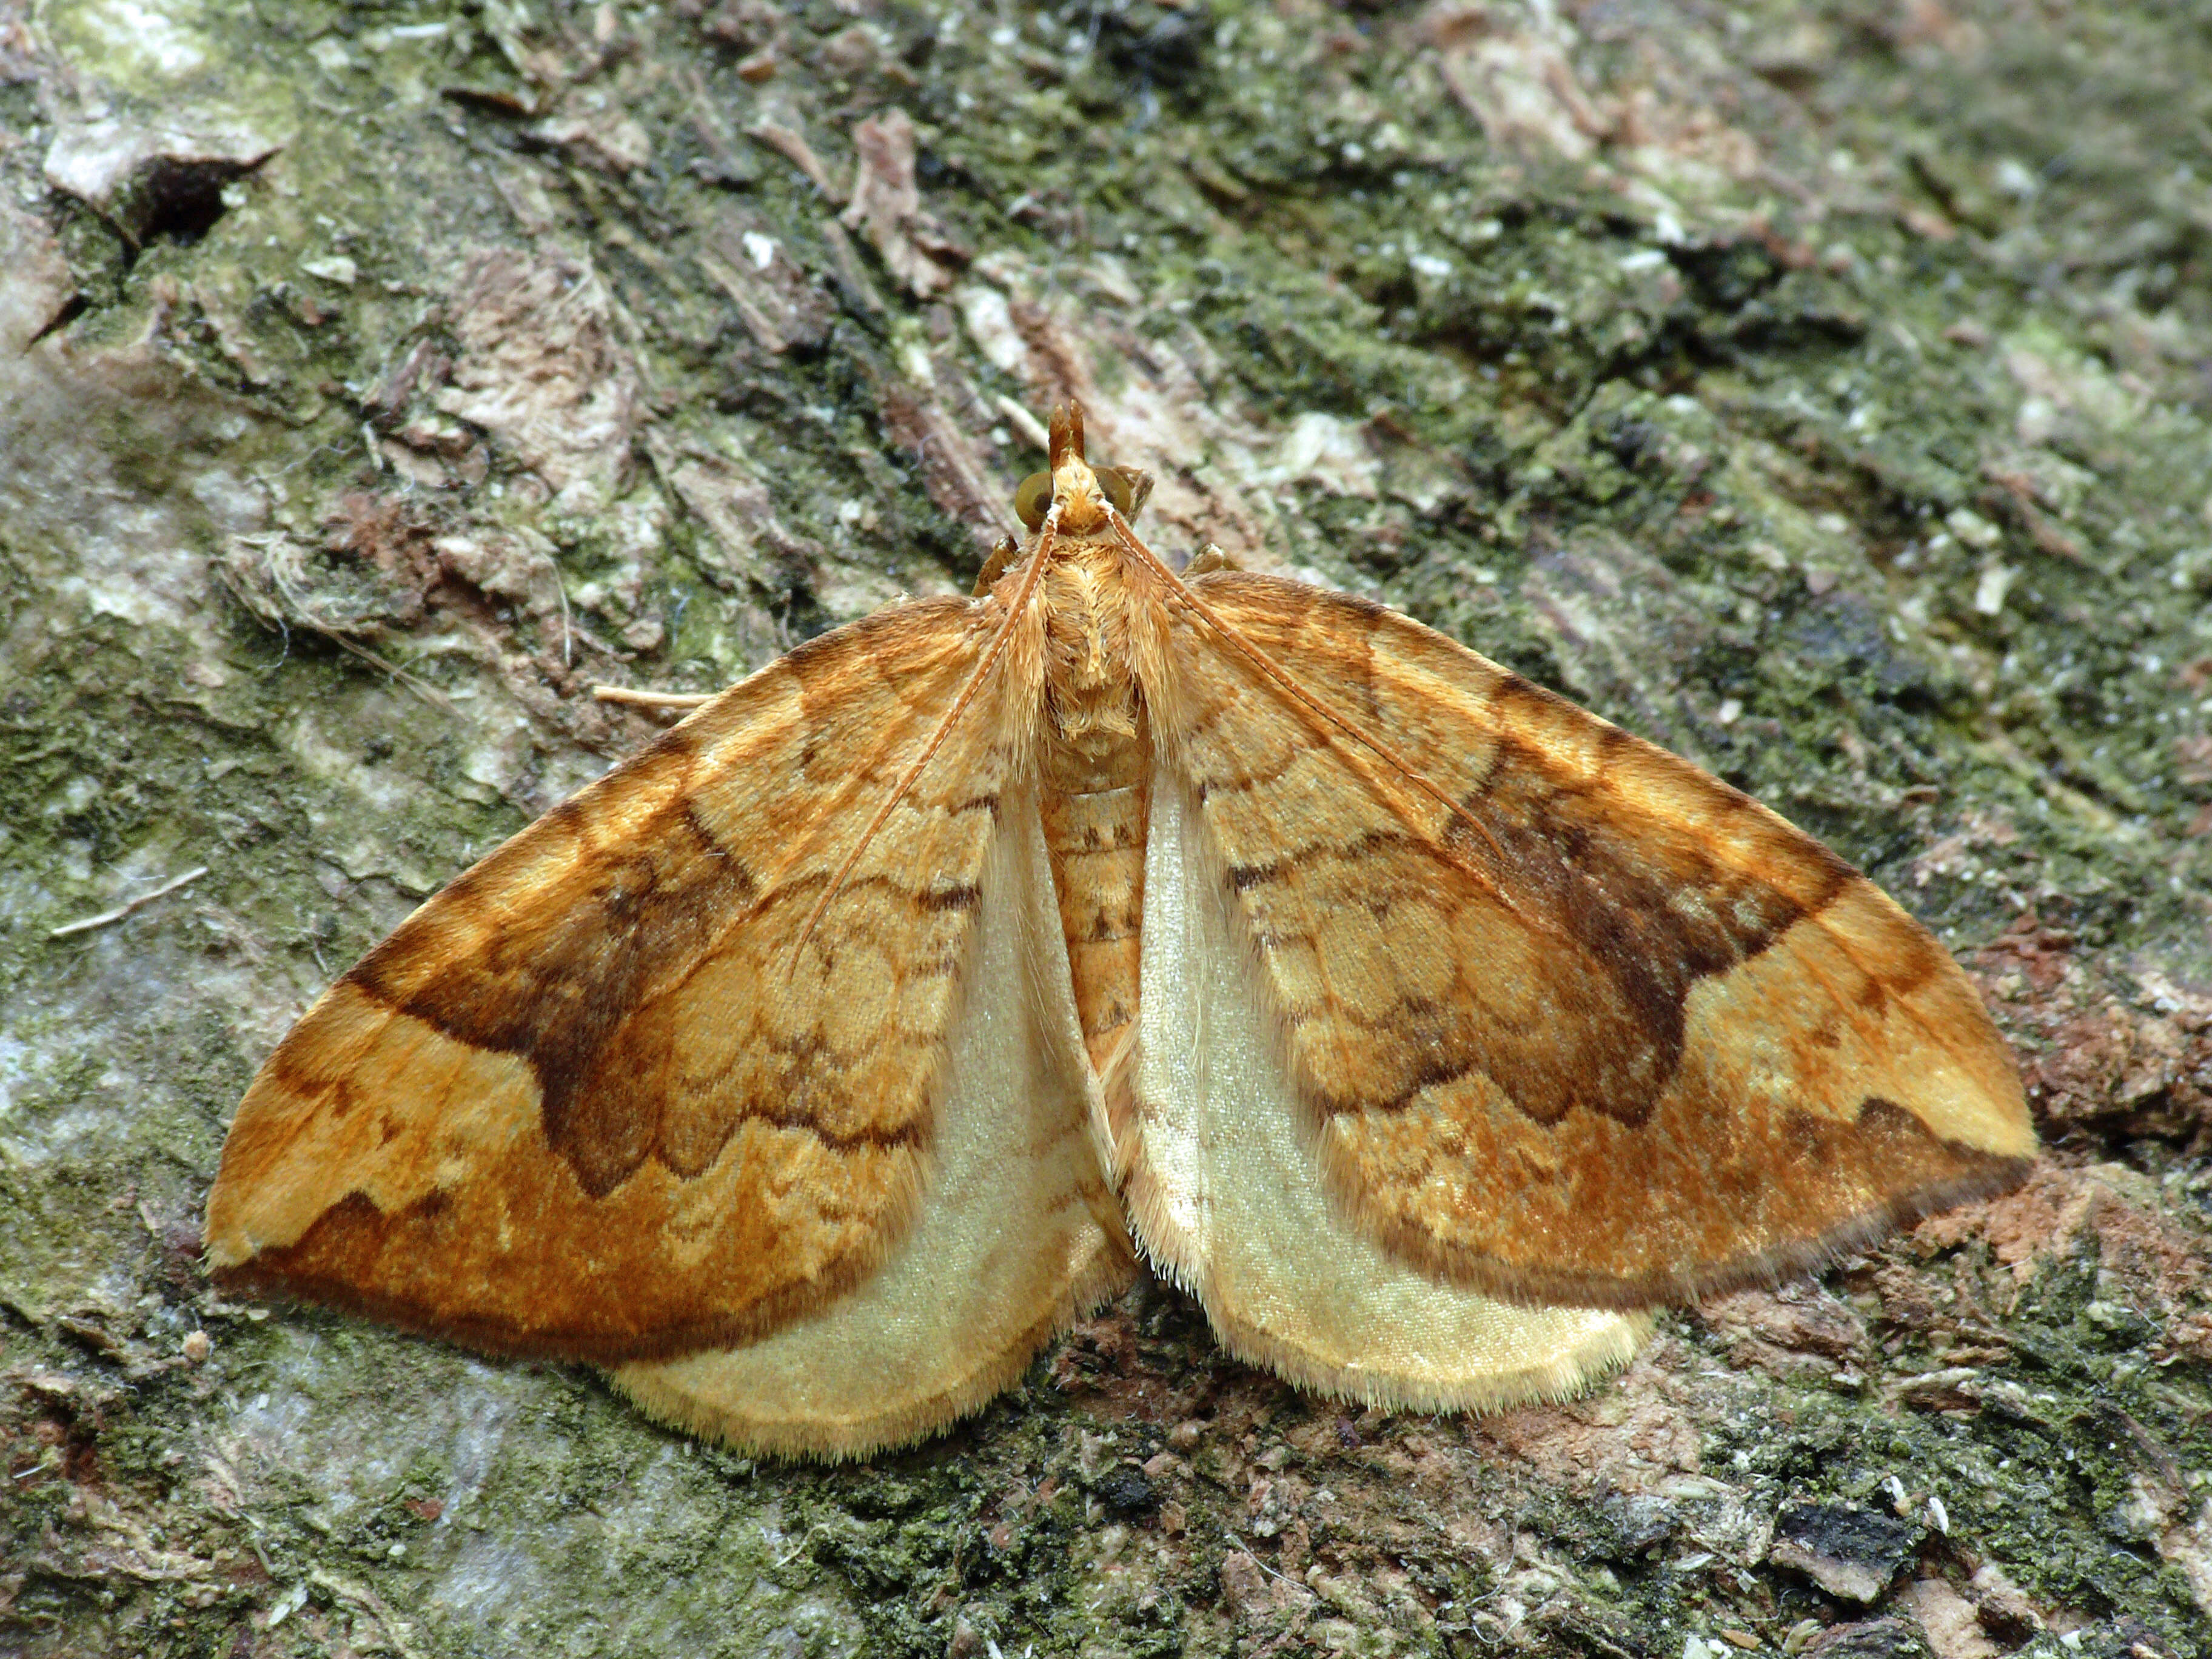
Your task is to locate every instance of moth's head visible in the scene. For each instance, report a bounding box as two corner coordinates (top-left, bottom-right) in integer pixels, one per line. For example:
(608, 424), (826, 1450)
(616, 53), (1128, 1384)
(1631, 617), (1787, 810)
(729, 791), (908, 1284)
(1014, 401), (1150, 537)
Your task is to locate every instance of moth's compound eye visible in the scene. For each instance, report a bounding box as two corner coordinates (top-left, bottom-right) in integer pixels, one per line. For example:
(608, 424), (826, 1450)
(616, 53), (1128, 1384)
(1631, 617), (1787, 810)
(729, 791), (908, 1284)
(1014, 471), (1053, 529)
(1098, 467), (1134, 517)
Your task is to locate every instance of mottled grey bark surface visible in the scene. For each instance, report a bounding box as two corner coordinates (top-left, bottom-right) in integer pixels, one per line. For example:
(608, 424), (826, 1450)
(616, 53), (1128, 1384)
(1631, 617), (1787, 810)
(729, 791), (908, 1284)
(2, 1), (2210, 1655)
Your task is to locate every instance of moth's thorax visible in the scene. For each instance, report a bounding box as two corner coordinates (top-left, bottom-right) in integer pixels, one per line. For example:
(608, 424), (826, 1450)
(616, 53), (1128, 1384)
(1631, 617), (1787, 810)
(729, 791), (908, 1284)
(1039, 539), (1146, 717)
(1035, 534), (1154, 1081)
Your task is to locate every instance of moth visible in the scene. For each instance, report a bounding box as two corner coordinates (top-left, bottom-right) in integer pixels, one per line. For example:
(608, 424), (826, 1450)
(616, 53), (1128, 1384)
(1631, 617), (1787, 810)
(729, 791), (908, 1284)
(206, 403), (2036, 1459)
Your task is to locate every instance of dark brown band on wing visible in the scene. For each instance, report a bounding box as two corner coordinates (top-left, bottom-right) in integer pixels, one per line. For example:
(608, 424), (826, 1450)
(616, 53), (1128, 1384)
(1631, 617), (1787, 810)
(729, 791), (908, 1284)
(351, 769), (765, 1197)
(1443, 725), (1851, 1127)
(345, 731), (998, 1198)
(1226, 759), (1850, 1129)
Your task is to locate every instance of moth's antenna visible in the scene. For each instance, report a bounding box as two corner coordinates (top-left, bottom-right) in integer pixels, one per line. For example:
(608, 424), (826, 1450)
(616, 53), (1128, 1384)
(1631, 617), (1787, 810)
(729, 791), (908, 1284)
(1108, 512), (1526, 911)
(784, 509), (1057, 979)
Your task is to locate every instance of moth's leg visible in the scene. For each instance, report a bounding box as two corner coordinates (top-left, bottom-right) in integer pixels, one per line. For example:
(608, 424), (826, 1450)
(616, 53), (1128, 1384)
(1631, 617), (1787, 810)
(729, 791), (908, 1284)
(592, 686), (716, 710)
(974, 534), (1022, 596)
(1184, 543), (1243, 577)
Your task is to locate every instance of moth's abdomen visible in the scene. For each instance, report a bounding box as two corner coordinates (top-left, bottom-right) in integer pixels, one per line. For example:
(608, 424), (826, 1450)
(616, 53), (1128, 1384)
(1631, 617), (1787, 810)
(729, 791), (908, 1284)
(1038, 697), (1151, 1081)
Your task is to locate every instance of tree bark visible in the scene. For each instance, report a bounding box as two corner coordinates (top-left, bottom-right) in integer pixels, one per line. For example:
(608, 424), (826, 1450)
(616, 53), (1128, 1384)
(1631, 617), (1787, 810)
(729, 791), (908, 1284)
(2, 2), (2209, 1656)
